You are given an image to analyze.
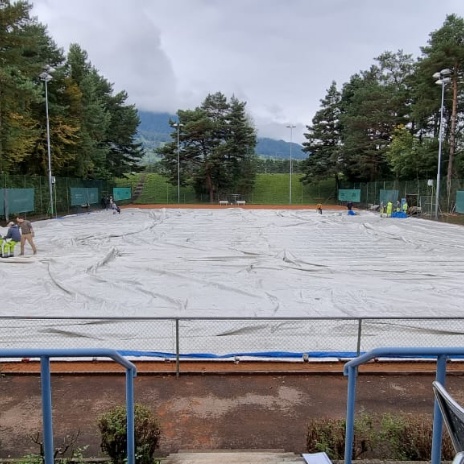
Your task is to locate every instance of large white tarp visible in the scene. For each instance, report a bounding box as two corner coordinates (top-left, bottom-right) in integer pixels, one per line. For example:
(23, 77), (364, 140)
(3, 207), (464, 318)
(1, 208), (463, 354)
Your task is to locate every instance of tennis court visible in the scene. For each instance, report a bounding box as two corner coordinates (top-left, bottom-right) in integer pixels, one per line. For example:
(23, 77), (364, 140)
(1, 207), (464, 354)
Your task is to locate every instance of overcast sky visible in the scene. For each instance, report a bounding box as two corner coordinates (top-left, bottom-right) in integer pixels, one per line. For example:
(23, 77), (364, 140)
(31, 0), (464, 143)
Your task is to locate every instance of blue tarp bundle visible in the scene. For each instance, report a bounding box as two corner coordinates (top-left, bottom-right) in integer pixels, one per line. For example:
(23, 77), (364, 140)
(117, 350), (464, 360)
(118, 350), (362, 359)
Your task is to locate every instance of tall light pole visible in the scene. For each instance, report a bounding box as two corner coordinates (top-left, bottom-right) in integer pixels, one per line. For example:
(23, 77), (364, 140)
(173, 123), (184, 204)
(432, 69), (451, 219)
(40, 66), (55, 217)
(286, 124), (296, 204)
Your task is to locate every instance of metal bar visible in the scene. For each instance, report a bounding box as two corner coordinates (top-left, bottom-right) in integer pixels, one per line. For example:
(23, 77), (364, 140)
(126, 367), (136, 464)
(40, 356), (54, 464)
(344, 365), (357, 464)
(431, 355), (448, 464)
(0, 348), (136, 372)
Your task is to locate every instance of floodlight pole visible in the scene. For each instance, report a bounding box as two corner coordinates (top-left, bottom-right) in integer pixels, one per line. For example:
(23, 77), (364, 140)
(40, 68), (54, 217)
(433, 69), (451, 220)
(286, 125), (296, 204)
(173, 123), (184, 204)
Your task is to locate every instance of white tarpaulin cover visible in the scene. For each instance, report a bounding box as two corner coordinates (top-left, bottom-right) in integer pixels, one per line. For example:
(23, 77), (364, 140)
(1, 207), (463, 355)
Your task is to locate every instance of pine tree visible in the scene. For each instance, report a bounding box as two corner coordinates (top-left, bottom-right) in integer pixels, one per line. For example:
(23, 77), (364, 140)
(158, 92), (256, 202)
(301, 82), (342, 189)
(416, 14), (464, 202)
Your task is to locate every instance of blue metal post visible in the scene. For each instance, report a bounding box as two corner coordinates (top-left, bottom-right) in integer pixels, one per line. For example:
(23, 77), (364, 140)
(344, 365), (357, 464)
(126, 368), (136, 464)
(431, 355), (448, 464)
(40, 356), (54, 464)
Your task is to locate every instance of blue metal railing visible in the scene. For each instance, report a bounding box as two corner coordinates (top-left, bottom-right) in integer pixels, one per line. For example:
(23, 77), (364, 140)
(343, 347), (464, 464)
(0, 349), (137, 464)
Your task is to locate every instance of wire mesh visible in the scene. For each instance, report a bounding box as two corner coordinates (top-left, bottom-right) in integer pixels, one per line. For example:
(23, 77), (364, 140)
(1, 317), (464, 360)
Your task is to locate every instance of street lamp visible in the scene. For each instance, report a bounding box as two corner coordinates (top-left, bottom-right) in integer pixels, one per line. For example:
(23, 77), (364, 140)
(39, 66), (55, 217)
(173, 123), (184, 204)
(432, 69), (451, 219)
(286, 124), (296, 204)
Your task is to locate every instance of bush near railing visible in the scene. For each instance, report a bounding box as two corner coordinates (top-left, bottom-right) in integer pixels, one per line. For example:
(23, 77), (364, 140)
(307, 413), (455, 461)
(98, 404), (161, 464)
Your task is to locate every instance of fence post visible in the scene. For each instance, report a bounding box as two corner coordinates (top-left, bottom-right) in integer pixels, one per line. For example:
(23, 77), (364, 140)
(356, 319), (363, 355)
(175, 318), (180, 377)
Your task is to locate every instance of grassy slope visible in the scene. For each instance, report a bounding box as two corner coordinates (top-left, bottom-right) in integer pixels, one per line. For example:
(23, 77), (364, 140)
(116, 173), (338, 205)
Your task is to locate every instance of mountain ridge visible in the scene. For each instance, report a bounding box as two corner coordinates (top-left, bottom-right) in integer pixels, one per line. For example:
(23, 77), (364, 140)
(136, 110), (306, 159)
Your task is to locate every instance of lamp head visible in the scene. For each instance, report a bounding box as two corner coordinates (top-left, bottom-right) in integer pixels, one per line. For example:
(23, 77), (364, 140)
(435, 77), (451, 86)
(39, 71), (52, 82)
(433, 69), (452, 83)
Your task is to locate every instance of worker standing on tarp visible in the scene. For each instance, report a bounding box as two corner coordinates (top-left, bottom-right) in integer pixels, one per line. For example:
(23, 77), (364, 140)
(402, 200), (408, 215)
(386, 201), (393, 217)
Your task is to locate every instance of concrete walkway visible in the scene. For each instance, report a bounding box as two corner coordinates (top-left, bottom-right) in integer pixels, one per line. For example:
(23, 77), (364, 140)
(162, 450), (306, 463)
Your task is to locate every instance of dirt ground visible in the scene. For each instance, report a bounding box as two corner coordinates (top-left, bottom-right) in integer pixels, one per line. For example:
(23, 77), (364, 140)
(1, 362), (463, 459)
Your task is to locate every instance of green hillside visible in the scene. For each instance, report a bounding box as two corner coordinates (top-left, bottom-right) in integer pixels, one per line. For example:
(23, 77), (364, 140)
(136, 110), (306, 159)
(116, 173), (336, 205)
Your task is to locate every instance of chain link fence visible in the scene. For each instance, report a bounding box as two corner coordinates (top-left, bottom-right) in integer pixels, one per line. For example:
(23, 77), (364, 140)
(0, 173), (114, 219)
(339, 178), (464, 214)
(1, 317), (463, 368)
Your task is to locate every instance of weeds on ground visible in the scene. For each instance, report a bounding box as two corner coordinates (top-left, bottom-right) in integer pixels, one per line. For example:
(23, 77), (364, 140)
(307, 412), (454, 461)
(17, 431), (88, 464)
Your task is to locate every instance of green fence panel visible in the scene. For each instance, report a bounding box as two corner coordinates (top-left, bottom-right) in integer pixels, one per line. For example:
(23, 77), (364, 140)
(87, 188), (99, 205)
(0, 189), (35, 216)
(338, 189), (361, 202)
(456, 191), (464, 214)
(70, 188), (99, 206)
(113, 187), (132, 201)
(379, 189), (399, 204)
(8, 188), (35, 214)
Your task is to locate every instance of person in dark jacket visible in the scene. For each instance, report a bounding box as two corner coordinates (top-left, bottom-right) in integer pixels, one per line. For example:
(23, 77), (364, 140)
(5, 222), (21, 242)
(1, 222), (21, 257)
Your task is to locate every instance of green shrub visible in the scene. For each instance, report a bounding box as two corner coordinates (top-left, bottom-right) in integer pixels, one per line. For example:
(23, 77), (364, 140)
(380, 413), (454, 461)
(98, 403), (161, 464)
(307, 413), (454, 461)
(306, 418), (347, 460)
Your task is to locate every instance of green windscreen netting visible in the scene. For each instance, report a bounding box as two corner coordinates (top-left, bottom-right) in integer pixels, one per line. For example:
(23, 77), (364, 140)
(70, 188), (99, 206)
(338, 189), (361, 202)
(455, 191), (464, 213)
(379, 189), (399, 204)
(113, 187), (132, 201)
(0, 189), (35, 215)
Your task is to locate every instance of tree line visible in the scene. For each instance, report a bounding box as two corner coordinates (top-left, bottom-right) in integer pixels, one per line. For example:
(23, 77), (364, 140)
(300, 14), (464, 207)
(158, 14), (464, 204)
(3, 1), (464, 206)
(0, 0), (143, 180)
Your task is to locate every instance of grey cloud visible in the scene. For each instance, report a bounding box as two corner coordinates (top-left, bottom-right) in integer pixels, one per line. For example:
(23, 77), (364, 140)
(32, 0), (464, 143)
